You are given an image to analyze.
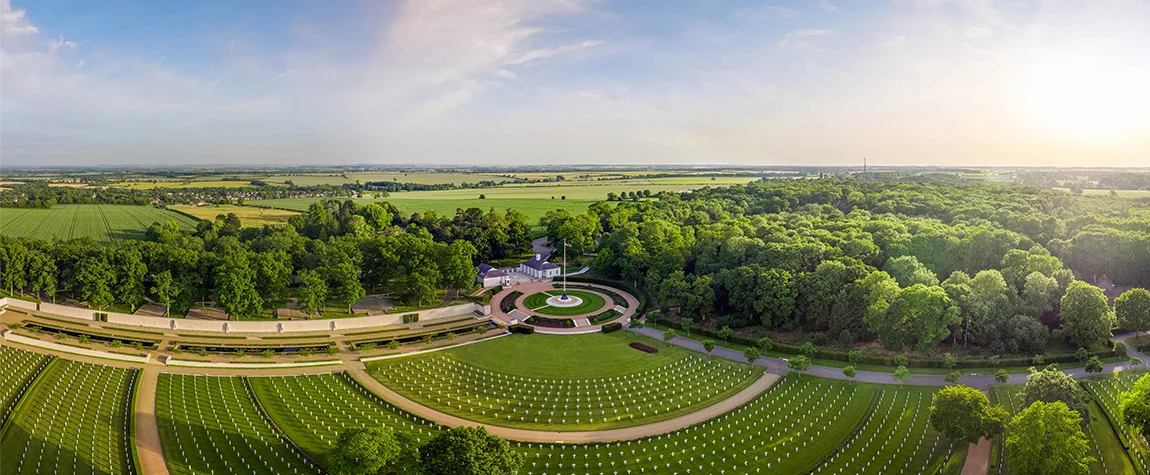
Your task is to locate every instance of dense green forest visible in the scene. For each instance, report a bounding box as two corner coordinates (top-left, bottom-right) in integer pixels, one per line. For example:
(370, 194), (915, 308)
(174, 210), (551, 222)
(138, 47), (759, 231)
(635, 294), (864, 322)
(548, 181), (1150, 355)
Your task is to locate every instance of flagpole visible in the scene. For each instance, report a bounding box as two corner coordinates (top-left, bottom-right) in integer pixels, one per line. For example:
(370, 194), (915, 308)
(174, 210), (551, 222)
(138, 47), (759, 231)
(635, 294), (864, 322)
(563, 240), (567, 297)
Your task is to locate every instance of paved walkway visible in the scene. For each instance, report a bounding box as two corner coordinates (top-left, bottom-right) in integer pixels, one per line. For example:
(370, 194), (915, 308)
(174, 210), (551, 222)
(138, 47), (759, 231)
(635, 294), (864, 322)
(348, 368), (780, 443)
(489, 281), (638, 332)
(134, 366), (170, 475)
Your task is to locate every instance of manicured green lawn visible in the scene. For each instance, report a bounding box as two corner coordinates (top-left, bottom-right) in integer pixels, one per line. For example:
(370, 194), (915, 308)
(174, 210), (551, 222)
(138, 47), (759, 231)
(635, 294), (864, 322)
(155, 374), (320, 475)
(0, 359), (136, 475)
(812, 384), (967, 474)
(248, 373), (440, 460)
(0, 346), (52, 427)
(423, 332), (703, 379)
(367, 332), (762, 431)
(522, 290), (606, 316)
(516, 374), (851, 474)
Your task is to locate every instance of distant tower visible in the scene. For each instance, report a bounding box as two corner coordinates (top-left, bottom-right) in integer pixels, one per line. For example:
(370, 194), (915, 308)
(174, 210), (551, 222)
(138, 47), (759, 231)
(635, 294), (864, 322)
(863, 157), (867, 173)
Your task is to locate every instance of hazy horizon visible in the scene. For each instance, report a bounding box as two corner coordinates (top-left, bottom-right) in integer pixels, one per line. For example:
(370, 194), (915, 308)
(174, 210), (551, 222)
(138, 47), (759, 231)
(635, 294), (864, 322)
(3, 0), (1149, 167)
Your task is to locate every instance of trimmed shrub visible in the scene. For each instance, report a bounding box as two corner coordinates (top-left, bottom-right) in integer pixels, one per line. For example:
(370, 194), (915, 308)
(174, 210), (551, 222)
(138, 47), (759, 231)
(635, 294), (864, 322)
(602, 322), (623, 333)
(510, 324), (535, 334)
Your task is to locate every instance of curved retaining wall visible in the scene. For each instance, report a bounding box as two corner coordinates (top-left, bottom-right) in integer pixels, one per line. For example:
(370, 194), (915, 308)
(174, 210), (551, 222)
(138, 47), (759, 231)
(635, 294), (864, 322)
(2, 329), (151, 363)
(0, 297), (489, 334)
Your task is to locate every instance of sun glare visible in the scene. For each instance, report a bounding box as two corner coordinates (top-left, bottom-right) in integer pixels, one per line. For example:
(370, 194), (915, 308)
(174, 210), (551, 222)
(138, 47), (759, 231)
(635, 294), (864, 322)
(1022, 52), (1150, 142)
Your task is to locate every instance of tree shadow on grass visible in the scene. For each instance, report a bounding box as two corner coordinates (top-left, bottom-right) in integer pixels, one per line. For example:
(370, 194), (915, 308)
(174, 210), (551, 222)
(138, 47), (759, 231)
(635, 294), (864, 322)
(0, 423), (113, 475)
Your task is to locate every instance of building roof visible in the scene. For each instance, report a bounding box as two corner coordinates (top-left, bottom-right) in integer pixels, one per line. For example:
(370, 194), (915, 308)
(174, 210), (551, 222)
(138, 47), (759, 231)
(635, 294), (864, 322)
(485, 269), (507, 278)
(478, 263), (494, 276)
(521, 255), (560, 270)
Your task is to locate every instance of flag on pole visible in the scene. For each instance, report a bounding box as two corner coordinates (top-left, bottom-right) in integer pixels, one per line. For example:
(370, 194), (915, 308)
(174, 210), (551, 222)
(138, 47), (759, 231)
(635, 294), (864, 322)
(564, 241), (572, 247)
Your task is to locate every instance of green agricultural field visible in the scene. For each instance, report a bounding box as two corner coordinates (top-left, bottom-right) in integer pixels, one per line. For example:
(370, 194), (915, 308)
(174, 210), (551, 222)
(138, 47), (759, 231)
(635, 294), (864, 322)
(516, 374), (880, 474)
(169, 204), (298, 228)
(989, 383), (1135, 475)
(110, 180), (285, 189)
(156, 373), (321, 475)
(248, 373), (441, 459)
(0, 346), (52, 427)
(0, 205), (199, 242)
(265, 172), (517, 186)
(522, 289), (607, 316)
(0, 359), (136, 475)
(367, 332), (762, 431)
(1083, 370), (1149, 474)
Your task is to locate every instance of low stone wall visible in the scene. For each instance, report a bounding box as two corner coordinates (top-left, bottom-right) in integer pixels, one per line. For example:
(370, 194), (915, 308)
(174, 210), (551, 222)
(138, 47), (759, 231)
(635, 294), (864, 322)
(9, 299), (488, 334)
(1, 329), (151, 363)
(164, 358), (342, 369)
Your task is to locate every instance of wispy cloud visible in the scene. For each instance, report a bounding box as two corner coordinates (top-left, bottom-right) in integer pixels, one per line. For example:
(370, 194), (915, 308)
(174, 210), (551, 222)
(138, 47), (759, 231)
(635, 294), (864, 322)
(777, 29), (832, 49)
(736, 5), (799, 19)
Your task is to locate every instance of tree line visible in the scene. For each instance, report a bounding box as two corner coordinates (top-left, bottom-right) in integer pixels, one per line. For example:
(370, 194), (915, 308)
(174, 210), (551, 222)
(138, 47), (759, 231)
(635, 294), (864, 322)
(0, 199), (535, 318)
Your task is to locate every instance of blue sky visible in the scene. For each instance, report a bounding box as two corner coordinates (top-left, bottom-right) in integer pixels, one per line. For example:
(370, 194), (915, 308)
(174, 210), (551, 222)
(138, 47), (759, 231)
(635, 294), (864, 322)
(2, 0), (1149, 167)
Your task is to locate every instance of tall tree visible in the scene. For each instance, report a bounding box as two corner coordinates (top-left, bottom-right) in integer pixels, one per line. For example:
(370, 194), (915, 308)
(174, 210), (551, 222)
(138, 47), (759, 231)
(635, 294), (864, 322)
(150, 270), (180, 317)
(438, 240), (478, 290)
(1120, 374), (1150, 438)
(1058, 281), (1115, 347)
(252, 251), (292, 308)
(25, 250), (57, 302)
(884, 255), (940, 287)
(214, 251), (263, 320)
(76, 254), (115, 309)
(1018, 367), (1089, 419)
(1006, 401), (1094, 475)
(929, 385), (1010, 444)
(114, 247), (148, 312)
(1115, 288), (1150, 337)
(419, 427), (524, 475)
(0, 240), (29, 295)
(326, 426), (413, 475)
(328, 261), (366, 314)
(297, 269), (328, 316)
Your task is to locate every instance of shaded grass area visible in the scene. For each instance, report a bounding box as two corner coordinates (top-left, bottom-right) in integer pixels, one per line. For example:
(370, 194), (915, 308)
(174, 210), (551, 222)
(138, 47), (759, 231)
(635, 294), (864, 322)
(248, 373), (440, 460)
(0, 359), (136, 475)
(155, 373), (321, 475)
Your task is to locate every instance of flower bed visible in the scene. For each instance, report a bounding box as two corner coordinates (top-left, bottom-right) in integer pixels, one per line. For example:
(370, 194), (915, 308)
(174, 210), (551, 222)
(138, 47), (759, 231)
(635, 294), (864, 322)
(525, 315), (576, 328)
(588, 309), (622, 325)
(559, 283), (629, 308)
(629, 342), (658, 353)
(500, 290), (522, 313)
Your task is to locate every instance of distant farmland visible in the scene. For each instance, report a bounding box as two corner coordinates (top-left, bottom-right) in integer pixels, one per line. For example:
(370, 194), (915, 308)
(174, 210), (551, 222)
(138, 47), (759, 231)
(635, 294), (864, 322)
(170, 204), (298, 228)
(0, 205), (198, 242)
(248, 178), (757, 230)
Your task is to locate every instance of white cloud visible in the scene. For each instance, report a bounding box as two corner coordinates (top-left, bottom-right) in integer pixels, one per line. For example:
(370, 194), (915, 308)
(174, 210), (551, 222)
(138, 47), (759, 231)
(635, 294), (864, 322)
(509, 40), (602, 65)
(1, 0), (38, 37)
(819, 1), (837, 12)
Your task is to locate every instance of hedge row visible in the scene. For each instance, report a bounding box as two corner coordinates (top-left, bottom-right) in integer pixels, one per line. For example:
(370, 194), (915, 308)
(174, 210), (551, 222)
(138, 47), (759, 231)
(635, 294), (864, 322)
(657, 319), (1118, 369)
(566, 276), (649, 316)
(602, 322), (623, 333)
(510, 324), (535, 334)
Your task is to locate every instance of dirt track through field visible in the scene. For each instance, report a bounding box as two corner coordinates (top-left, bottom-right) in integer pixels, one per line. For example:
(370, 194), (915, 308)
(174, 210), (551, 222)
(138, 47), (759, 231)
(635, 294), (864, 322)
(347, 368), (779, 443)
